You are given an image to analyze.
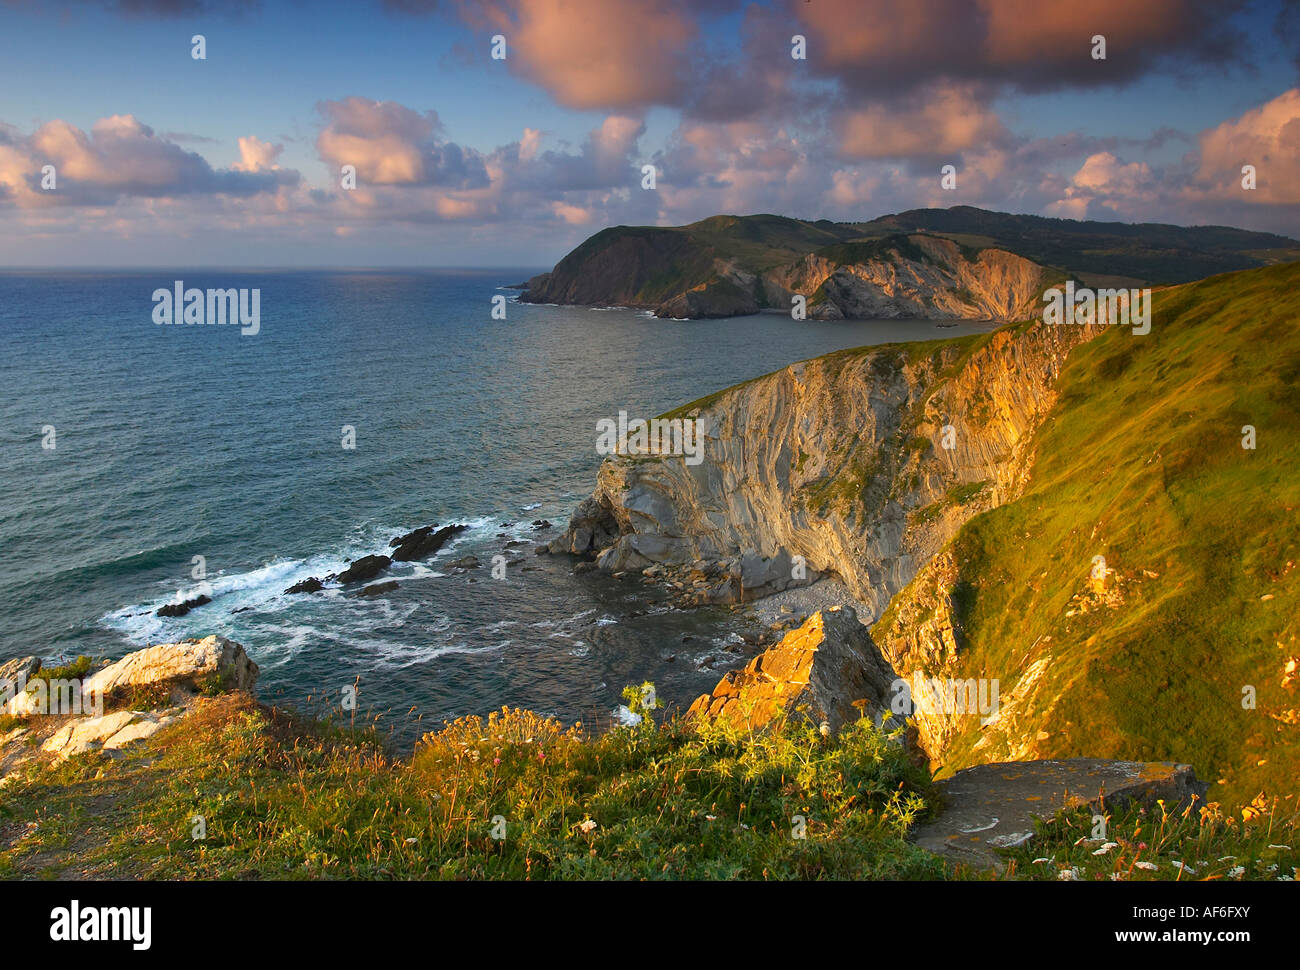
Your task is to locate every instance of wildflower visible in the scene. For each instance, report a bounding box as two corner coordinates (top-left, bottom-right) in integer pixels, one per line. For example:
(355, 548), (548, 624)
(1032, 858), (1051, 864)
(404, 838), (417, 845)
(1172, 860), (1197, 875)
(577, 819), (597, 835)
(493, 757), (501, 765)
(1227, 866), (1245, 879)
(1057, 867), (1081, 881)
(1092, 842), (1119, 856)
(1134, 861), (1159, 871)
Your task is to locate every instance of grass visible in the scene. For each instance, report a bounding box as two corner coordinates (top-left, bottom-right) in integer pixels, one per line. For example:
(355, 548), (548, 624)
(0, 694), (945, 880)
(997, 799), (1299, 883)
(874, 261), (1300, 809)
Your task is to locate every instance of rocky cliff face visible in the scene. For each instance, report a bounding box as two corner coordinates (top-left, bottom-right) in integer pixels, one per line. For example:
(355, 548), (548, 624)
(521, 221), (1050, 321)
(553, 319), (1103, 620)
(764, 236), (1046, 321)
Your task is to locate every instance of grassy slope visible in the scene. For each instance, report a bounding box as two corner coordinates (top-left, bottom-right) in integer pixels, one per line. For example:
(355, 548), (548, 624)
(0, 695), (942, 880)
(890, 262), (1300, 810)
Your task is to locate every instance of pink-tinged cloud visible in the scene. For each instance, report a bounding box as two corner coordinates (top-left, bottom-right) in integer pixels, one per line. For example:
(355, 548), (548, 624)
(462, 0), (695, 110)
(315, 97), (489, 188)
(1193, 88), (1300, 204)
(0, 114), (297, 207)
(232, 136), (284, 172)
(836, 82), (1008, 159)
(794, 0), (1248, 92)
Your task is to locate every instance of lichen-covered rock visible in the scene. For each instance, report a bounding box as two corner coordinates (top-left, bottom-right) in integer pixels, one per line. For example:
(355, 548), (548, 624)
(687, 606), (898, 734)
(82, 636), (258, 698)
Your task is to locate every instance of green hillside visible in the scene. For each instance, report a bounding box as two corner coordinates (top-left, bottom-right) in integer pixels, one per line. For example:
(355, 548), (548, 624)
(883, 261), (1300, 809)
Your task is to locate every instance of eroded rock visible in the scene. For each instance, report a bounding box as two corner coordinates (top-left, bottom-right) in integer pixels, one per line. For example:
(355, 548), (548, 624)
(687, 606), (898, 734)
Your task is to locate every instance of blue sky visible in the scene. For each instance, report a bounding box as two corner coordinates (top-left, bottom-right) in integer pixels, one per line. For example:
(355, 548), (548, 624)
(0, 0), (1296, 266)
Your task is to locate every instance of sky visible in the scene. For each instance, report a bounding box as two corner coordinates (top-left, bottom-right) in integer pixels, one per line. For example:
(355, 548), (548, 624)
(0, 0), (1297, 267)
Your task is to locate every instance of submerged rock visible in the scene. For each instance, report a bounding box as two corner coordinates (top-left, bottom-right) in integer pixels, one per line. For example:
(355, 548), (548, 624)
(284, 576), (325, 595)
(357, 580), (400, 597)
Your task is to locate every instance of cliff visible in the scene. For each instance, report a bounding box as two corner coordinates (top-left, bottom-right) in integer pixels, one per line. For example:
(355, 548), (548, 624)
(551, 315), (1103, 618)
(519, 206), (1300, 320)
(555, 261), (1300, 809)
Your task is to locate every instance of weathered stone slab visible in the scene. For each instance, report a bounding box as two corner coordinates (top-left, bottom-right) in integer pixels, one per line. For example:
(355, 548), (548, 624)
(913, 758), (1208, 870)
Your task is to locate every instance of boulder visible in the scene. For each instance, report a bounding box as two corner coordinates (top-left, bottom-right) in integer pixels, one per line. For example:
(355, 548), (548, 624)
(357, 580), (400, 597)
(687, 606), (898, 734)
(335, 554), (392, 584)
(82, 636), (259, 698)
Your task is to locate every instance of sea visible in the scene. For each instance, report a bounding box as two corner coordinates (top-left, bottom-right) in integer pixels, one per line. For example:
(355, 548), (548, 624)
(0, 269), (997, 746)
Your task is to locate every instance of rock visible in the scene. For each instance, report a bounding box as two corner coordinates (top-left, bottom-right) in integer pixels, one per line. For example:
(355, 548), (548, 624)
(42, 709), (185, 760)
(156, 594), (212, 617)
(449, 556), (480, 569)
(83, 636), (259, 698)
(285, 576), (325, 594)
(42, 710), (139, 758)
(390, 524), (468, 562)
(101, 710), (183, 751)
(504, 540), (528, 548)
(335, 554), (392, 585)
(357, 580), (400, 597)
(913, 759), (1209, 870)
(0, 656), (40, 687)
(687, 606), (898, 734)
(531, 519), (552, 530)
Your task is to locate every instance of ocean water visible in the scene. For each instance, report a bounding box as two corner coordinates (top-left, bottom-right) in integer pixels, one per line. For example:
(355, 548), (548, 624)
(0, 269), (997, 746)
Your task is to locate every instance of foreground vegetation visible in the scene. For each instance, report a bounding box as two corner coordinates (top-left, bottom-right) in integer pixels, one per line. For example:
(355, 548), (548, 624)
(1, 691), (1295, 880)
(0, 693), (943, 880)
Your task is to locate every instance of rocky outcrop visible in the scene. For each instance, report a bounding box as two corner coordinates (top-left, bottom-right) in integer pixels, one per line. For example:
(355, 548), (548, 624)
(83, 636), (259, 698)
(554, 318), (1103, 617)
(654, 278), (759, 319)
(687, 607), (899, 735)
(156, 593), (212, 617)
(335, 554), (391, 585)
(285, 576), (324, 594)
(389, 524), (467, 562)
(765, 236), (1046, 322)
(913, 759), (1208, 870)
(42, 709), (184, 760)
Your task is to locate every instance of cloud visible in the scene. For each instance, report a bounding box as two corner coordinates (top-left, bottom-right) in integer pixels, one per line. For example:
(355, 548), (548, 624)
(835, 82), (1010, 159)
(315, 97), (489, 188)
(793, 0), (1250, 94)
(1192, 87), (1300, 204)
(232, 136), (283, 173)
(0, 114), (297, 207)
(458, 0), (696, 111)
